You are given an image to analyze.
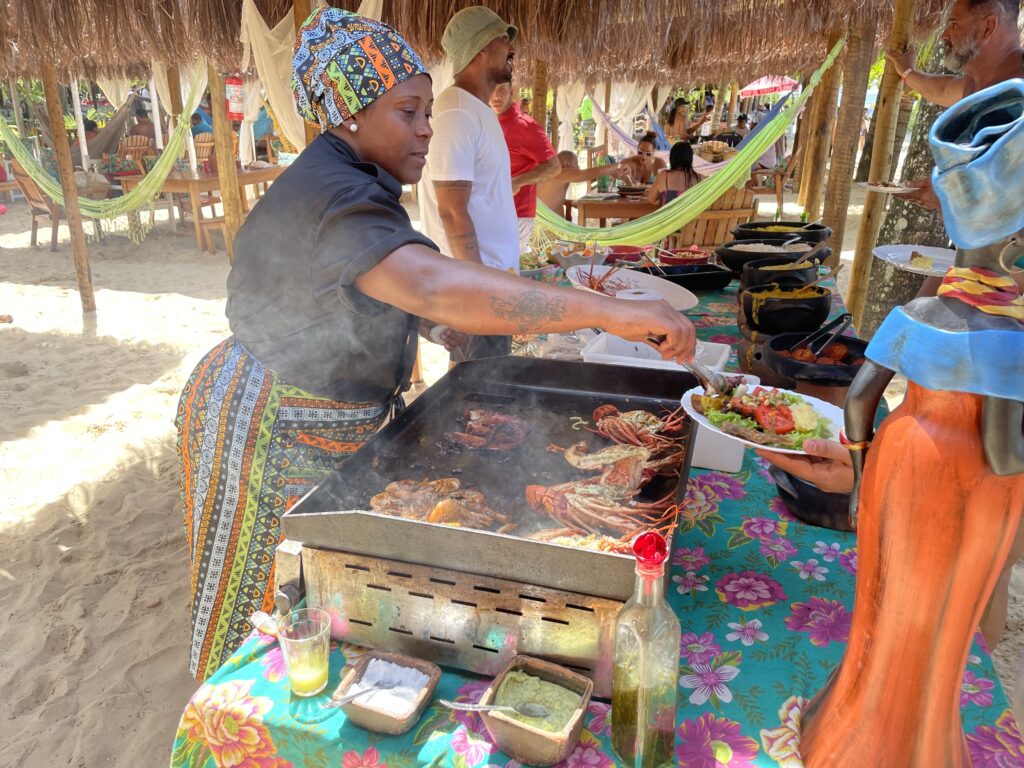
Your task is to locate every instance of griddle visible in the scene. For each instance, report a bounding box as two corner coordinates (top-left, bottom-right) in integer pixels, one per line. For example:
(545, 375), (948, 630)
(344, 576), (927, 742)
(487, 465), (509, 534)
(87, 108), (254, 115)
(284, 357), (698, 599)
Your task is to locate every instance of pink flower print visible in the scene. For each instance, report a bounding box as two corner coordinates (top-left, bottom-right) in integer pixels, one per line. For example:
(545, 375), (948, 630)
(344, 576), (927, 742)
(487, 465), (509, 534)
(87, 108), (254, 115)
(585, 701), (611, 736)
(961, 670), (995, 707)
(695, 472), (747, 501)
(759, 696), (808, 768)
(968, 652), (982, 666)
(769, 496), (798, 521)
(715, 571), (787, 611)
(785, 597), (851, 646)
(673, 546), (711, 571)
(677, 712), (760, 767)
(451, 726), (494, 766)
(695, 315), (737, 328)
(812, 541), (842, 561)
(452, 679), (492, 732)
(726, 618), (769, 647)
(681, 632), (722, 666)
(740, 517), (787, 540)
(342, 747), (384, 768)
(838, 548), (858, 575)
(792, 558), (829, 581)
(709, 333), (740, 345)
(967, 710), (1024, 767)
(561, 744), (614, 767)
(260, 646), (287, 683)
(673, 571), (710, 595)
(759, 535), (797, 562)
(706, 302), (739, 315)
(679, 663), (740, 705)
(753, 455), (775, 483)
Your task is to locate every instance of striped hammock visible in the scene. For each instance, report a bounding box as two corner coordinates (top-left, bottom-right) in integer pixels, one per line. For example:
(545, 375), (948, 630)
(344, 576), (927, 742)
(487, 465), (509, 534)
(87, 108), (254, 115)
(0, 62), (206, 219)
(535, 37), (845, 246)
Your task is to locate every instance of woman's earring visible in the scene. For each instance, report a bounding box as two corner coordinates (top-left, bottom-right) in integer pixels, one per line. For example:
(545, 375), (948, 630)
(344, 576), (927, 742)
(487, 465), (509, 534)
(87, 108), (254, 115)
(348, 121), (358, 133)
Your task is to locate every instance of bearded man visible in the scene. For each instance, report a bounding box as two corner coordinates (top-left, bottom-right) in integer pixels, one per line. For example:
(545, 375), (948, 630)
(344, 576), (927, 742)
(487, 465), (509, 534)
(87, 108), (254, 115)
(886, 0), (1023, 209)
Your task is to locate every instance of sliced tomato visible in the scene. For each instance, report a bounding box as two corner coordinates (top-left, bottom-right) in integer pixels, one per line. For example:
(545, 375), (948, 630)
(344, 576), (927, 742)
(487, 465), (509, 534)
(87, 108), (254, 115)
(730, 397), (755, 417)
(755, 404), (795, 434)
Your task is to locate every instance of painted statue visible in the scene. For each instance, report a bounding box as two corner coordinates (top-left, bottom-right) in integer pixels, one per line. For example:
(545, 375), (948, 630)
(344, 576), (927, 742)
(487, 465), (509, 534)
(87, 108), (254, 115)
(801, 79), (1024, 766)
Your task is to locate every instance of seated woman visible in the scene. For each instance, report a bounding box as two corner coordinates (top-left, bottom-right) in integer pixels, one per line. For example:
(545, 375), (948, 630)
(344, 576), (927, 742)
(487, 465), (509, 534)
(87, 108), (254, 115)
(646, 141), (700, 206)
(616, 132), (667, 186)
(177, 8), (697, 682)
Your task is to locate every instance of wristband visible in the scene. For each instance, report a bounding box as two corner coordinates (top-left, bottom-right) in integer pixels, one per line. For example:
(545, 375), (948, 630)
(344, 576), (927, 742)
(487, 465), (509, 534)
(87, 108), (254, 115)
(900, 68), (913, 84)
(839, 429), (871, 451)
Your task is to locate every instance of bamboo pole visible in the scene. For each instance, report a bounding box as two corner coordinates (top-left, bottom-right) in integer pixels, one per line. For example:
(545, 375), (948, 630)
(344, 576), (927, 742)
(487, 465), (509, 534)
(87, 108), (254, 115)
(531, 58), (548, 127)
(550, 88), (559, 149)
(293, 0), (319, 147)
(822, 20), (877, 270)
(208, 66), (245, 259)
(848, 0), (916, 324)
(797, 88), (822, 206)
(69, 77), (91, 171)
(41, 62), (95, 313)
(9, 78), (27, 138)
(727, 82), (739, 126)
(802, 28), (845, 221)
(149, 77), (164, 151)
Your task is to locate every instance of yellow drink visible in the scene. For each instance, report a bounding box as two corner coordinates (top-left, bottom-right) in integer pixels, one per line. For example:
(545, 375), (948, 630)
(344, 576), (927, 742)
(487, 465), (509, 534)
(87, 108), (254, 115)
(288, 655), (329, 696)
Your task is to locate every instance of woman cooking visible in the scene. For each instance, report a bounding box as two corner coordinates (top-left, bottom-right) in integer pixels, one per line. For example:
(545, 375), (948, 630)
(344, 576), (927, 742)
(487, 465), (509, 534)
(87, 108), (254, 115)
(176, 8), (696, 681)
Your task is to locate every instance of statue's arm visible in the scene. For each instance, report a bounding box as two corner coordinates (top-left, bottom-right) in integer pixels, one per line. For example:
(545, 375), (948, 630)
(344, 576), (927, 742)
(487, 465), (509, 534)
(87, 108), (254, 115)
(845, 360), (895, 526)
(982, 397), (1024, 476)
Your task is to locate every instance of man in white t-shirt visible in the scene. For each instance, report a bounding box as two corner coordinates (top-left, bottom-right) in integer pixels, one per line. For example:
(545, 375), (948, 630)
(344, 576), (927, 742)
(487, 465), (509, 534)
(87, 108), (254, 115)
(420, 6), (520, 361)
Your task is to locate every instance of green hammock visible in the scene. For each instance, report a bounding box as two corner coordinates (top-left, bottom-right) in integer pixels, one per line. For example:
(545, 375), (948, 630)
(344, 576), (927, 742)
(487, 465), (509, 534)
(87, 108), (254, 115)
(535, 37), (846, 245)
(0, 64), (205, 219)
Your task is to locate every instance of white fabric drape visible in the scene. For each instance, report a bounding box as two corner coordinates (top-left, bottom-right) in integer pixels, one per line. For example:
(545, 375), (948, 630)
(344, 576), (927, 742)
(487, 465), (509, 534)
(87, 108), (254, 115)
(593, 81), (655, 147)
(356, 0), (383, 19)
(239, 0), (307, 149)
(238, 74), (264, 166)
(555, 82), (585, 152)
(96, 79), (132, 109)
(151, 58), (210, 119)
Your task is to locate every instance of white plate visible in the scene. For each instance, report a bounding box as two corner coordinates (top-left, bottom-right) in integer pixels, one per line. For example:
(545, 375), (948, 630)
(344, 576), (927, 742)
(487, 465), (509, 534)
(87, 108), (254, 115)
(858, 181), (917, 194)
(680, 385), (844, 455)
(871, 244), (956, 277)
(565, 264), (699, 311)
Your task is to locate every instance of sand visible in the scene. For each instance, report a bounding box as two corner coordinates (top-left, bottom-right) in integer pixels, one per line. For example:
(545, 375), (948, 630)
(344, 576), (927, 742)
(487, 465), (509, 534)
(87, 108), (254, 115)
(0, 188), (1020, 767)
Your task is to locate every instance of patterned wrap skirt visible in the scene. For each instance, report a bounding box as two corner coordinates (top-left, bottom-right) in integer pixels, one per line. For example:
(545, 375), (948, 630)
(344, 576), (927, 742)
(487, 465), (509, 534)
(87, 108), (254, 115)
(175, 338), (389, 680)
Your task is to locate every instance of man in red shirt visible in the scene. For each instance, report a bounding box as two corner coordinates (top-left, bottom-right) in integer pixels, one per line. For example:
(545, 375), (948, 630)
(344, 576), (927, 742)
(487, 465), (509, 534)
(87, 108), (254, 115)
(490, 83), (560, 254)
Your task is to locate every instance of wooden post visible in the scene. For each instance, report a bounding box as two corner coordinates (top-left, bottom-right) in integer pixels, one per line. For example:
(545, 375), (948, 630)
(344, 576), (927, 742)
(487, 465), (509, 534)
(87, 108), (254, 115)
(293, 0), (319, 148)
(9, 78), (27, 137)
(550, 88), (559, 149)
(848, 0), (916, 325)
(166, 65), (184, 119)
(727, 82), (739, 126)
(41, 62), (95, 313)
(802, 28), (845, 221)
(822, 19), (877, 269)
(149, 77), (164, 151)
(531, 58), (548, 127)
(69, 76), (91, 170)
(208, 66), (245, 259)
(797, 88), (822, 206)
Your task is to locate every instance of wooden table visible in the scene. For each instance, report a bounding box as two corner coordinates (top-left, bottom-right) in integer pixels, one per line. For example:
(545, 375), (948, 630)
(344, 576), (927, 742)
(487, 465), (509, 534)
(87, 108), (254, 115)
(567, 195), (657, 226)
(121, 165), (285, 250)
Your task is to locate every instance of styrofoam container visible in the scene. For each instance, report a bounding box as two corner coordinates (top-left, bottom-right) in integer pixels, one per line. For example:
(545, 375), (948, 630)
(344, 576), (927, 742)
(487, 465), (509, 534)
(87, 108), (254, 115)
(688, 375), (760, 473)
(581, 334), (731, 372)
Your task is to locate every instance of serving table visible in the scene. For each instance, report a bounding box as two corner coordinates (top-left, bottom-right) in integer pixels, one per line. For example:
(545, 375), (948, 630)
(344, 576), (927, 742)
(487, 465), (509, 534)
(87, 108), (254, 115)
(170, 282), (1021, 768)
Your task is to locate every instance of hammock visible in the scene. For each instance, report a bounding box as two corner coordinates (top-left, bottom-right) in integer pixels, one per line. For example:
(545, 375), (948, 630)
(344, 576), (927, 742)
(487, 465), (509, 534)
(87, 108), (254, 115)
(535, 37), (845, 246)
(735, 88), (796, 152)
(72, 94), (138, 166)
(0, 64), (204, 219)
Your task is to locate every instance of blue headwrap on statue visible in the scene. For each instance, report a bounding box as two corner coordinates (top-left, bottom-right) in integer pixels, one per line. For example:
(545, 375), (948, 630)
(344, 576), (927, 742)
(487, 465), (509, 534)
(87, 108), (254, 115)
(930, 78), (1024, 250)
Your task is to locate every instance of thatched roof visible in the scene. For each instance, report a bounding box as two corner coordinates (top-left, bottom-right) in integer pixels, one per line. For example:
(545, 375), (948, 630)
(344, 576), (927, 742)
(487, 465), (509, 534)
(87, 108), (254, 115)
(1, 0), (947, 87)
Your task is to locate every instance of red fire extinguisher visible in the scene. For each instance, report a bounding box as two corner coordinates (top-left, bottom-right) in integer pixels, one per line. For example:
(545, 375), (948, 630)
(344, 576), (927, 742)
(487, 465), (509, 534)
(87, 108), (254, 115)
(225, 75), (244, 121)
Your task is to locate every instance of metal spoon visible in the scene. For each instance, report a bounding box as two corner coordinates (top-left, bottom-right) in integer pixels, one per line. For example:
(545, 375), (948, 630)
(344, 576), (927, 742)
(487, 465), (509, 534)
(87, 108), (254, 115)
(323, 682), (399, 708)
(439, 699), (552, 719)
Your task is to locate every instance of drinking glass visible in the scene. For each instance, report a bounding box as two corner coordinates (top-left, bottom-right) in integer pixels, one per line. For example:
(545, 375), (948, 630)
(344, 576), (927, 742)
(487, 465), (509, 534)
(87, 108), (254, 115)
(278, 608), (331, 697)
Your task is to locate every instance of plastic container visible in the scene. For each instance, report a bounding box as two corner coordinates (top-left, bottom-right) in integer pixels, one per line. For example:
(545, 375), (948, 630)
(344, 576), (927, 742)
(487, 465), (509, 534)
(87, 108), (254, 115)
(478, 655), (593, 766)
(582, 334), (730, 372)
(688, 375), (760, 473)
(332, 650), (440, 735)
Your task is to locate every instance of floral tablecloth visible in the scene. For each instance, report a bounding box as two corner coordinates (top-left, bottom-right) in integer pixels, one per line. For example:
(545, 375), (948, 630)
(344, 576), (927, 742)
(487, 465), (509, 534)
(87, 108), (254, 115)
(170, 283), (1022, 768)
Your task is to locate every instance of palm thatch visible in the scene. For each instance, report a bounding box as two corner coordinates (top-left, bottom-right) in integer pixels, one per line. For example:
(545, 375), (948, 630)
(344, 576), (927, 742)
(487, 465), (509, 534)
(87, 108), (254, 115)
(0, 0), (947, 86)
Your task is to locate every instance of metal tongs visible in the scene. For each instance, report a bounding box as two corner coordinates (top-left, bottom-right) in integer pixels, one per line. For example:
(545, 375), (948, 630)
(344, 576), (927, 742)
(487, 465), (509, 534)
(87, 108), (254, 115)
(645, 334), (728, 393)
(786, 312), (854, 356)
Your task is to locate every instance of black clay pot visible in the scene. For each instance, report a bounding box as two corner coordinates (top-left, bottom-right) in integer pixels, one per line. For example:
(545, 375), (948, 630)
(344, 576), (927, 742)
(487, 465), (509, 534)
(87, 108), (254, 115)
(633, 264), (733, 292)
(732, 221), (832, 244)
(741, 283), (832, 335)
(769, 466), (855, 532)
(740, 256), (822, 293)
(762, 332), (868, 387)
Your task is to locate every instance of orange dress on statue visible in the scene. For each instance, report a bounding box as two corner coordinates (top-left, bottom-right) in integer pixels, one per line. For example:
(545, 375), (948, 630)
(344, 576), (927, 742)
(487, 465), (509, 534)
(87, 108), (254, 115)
(801, 382), (1024, 767)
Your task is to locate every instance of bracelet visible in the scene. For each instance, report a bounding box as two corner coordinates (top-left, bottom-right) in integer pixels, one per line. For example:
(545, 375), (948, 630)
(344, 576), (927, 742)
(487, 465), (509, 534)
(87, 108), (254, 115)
(839, 429), (871, 451)
(900, 68), (913, 84)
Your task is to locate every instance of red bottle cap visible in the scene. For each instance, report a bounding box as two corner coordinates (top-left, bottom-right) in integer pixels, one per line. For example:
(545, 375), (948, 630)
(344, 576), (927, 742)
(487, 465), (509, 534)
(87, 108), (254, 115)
(633, 530), (669, 571)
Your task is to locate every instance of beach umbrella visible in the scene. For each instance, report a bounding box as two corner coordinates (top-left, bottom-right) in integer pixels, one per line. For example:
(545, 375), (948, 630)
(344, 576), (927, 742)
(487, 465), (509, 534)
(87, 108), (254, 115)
(739, 76), (799, 99)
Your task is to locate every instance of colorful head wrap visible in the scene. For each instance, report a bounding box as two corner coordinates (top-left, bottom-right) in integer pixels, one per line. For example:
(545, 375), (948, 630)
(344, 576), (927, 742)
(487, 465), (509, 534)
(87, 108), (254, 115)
(292, 8), (428, 131)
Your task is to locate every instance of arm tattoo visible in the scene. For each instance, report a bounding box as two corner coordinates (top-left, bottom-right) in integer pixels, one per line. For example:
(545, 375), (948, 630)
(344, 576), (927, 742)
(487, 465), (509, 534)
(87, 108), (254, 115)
(433, 179), (472, 188)
(491, 290), (567, 333)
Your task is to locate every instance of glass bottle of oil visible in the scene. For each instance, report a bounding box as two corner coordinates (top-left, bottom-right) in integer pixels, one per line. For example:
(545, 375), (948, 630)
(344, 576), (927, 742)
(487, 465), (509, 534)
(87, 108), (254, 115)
(611, 530), (680, 767)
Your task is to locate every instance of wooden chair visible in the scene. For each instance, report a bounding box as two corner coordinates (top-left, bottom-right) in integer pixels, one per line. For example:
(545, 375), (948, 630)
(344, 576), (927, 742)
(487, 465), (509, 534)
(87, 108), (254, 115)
(194, 134), (215, 161)
(586, 143), (608, 168)
(10, 158), (62, 250)
(664, 186), (759, 249)
(198, 215), (243, 262)
(117, 135), (155, 161)
(747, 145), (803, 215)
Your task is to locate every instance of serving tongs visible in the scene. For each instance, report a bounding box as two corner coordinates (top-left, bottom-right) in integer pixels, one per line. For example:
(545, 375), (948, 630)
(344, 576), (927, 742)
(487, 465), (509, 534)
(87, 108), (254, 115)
(786, 312), (854, 356)
(644, 335), (728, 394)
